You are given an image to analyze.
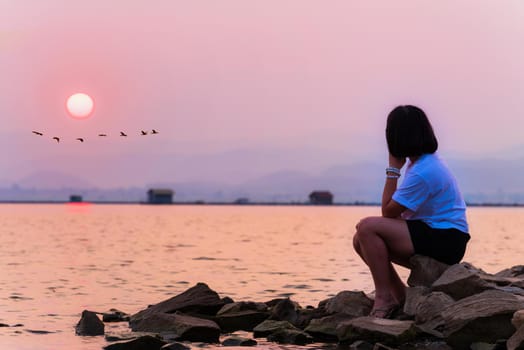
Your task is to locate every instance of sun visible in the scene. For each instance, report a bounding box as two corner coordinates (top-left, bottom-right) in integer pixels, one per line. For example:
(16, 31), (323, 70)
(66, 93), (94, 119)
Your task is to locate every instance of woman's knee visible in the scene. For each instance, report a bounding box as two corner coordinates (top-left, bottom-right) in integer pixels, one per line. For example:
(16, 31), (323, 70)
(356, 216), (381, 235)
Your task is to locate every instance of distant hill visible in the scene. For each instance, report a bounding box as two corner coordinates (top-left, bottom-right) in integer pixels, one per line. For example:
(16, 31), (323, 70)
(2, 152), (524, 204)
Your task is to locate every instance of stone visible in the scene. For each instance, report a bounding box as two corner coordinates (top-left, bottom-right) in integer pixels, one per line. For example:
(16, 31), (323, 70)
(266, 328), (314, 345)
(75, 310), (105, 336)
(222, 336), (258, 346)
(399, 340), (453, 349)
(349, 340), (374, 350)
(252, 319), (300, 338)
(161, 343), (191, 350)
(414, 292), (455, 337)
(438, 290), (524, 349)
(513, 310), (524, 329)
(305, 314), (355, 341)
(130, 312), (220, 343)
(103, 309), (130, 322)
(130, 283), (225, 324)
(374, 343), (399, 350)
(103, 335), (167, 350)
(295, 306), (327, 328)
(431, 263), (493, 300)
(495, 266), (524, 278)
(470, 342), (505, 350)
(268, 298), (299, 324)
(216, 301), (269, 332)
(319, 291), (373, 318)
(407, 255), (450, 288)
(337, 317), (417, 345)
(508, 324), (524, 350)
(403, 287), (430, 317)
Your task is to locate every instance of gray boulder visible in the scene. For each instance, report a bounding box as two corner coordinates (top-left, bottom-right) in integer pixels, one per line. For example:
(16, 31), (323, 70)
(75, 310), (104, 336)
(319, 291), (373, 317)
(268, 298), (300, 324)
(252, 319), (300, 338)
(407, 255), (450, 288)
(103, 335), (167, 350)
(267, 328), (314, 345)
(130, 312), (220, 343)
(438, 290), (524, 349)
(403, 286), (430, 317)
(103, 309), (130, 322)
(336, 317), (417, 345)
(431, 263), (492, 300)
(130, 283), (225, 324)
(215, 301), (269, 332)
(305, 313), (355, 341)
(415, 292), (455, 325)
(507, 324), (524, 350)
(161, 343), (191, 350)
(222, 336), (258, 346)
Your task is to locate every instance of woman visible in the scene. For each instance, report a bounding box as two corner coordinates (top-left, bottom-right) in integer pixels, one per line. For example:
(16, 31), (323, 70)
(353, 105), (470, 318)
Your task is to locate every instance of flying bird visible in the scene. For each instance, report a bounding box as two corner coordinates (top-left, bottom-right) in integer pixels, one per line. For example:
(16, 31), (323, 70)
(32, 131), (43, 136)
(52, 137), (60, 143)
(98, 133), (107, 137)
(76, 138), (84, 142)
(141, 130), (148, 135)
(151, 129), (159, 134)
(120, 132), (127, 137)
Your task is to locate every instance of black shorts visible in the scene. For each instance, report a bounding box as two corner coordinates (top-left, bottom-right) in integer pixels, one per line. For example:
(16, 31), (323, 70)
(407, 220), (470, 265)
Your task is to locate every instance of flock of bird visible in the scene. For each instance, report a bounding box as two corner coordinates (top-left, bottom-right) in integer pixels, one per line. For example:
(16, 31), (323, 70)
(31, 129), (159, 143)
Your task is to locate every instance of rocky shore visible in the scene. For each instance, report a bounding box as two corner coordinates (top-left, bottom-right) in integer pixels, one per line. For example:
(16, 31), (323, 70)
(76, 255), (524, 350)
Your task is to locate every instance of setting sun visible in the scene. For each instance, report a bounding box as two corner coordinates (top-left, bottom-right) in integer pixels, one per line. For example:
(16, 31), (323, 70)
(66, 93), (94, 119)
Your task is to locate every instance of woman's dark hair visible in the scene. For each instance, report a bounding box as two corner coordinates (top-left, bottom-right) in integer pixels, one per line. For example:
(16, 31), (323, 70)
(386, 105), (438, 158)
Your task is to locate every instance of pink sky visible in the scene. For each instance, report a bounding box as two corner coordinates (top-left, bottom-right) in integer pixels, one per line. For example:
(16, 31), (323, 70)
(1, 1), (524, 187)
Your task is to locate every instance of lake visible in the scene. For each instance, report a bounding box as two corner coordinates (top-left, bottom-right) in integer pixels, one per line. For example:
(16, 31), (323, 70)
(1, 204), (523, 349)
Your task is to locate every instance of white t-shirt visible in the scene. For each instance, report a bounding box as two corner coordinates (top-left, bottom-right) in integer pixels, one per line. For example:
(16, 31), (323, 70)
(392, 152), (469, 233)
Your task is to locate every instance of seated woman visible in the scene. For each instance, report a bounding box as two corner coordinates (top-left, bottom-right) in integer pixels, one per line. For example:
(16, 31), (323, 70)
(353, 105), (470, 318)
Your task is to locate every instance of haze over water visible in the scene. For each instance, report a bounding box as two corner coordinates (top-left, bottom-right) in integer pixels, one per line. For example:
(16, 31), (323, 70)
(1, 204), (523, 349)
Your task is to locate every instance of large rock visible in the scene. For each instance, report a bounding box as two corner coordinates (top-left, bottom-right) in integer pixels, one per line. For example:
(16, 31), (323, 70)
(268, 298), (300, 324)
(336, 317), (417, 345)
(407, 255), (450, 288)
(507, 324), (524, 350)
(222, 336), (258, 346)
(103, 309), (130, 322)
(513, 310), (524, 329)
(215, 301), (269, 332)
(403, 286), (430, 317)
(496, 266), (524, 278)
(75, 310), (104, 336)
(305, 314), (355, 341)
(431, 263), (493, 300)
(414, 292), (455, 337)
(319, 291), (373, 318)
(266, 328), (314, 345)
(252, 319), (300, 338)
(103, 335), (167, 350)
(437, 290), (524, 349)
(130, 283), (225, 324)
(130, 312), (220, 343)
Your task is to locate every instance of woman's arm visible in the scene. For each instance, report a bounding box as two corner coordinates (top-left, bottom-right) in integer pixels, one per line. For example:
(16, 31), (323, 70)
(382, 155), (407, 218)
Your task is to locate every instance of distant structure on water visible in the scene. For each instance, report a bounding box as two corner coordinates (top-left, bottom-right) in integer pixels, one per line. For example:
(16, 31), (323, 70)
(69, 194), (83, 203)
(147, 188), (174, 204)
(309, 191), (334, 205)
(234, 197), (250, 205)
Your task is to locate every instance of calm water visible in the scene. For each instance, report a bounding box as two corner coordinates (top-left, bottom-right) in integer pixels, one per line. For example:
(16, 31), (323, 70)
(0, 204), (523, 349)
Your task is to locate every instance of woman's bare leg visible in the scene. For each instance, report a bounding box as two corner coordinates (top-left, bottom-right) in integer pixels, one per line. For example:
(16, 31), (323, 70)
(353, 216), (414, 313)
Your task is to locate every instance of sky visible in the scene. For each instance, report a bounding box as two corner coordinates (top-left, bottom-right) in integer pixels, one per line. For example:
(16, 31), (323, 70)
(1, 1), (524, 189)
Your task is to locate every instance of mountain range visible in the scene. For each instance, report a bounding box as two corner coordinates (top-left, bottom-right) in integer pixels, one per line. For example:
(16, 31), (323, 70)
(2, 150), (524, 204)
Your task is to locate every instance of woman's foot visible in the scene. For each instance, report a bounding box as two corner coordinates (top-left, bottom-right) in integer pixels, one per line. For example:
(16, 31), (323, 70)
(369, 303), (400, 319)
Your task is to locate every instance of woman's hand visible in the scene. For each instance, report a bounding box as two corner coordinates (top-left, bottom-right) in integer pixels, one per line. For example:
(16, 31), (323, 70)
(388, 153), (406, 169)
